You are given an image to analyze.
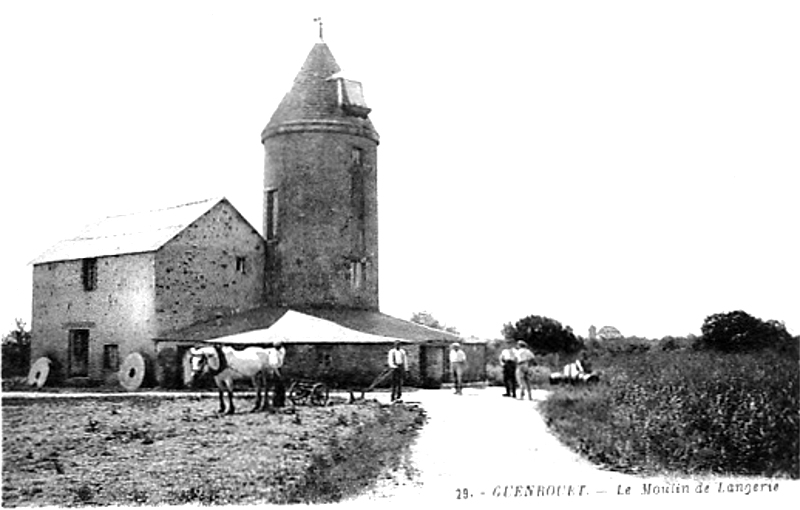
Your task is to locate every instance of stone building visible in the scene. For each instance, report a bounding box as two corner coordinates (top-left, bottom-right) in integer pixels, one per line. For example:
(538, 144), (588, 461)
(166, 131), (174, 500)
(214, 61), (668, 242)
(30, 198), (265, 383)
(30, 40), (486, 389)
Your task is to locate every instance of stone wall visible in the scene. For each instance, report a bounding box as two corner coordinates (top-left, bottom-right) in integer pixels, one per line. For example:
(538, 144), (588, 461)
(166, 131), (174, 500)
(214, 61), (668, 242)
(280, 343), (420, 388)
(31, 253), (157, 382)
(263, 130), (379, 310)
(154, 200), (266, 335)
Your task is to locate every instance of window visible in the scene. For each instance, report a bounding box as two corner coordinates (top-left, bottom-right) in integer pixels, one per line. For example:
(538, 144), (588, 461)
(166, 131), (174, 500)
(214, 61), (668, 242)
(266, 189), (278, 241)
(103, 344), (119, 371)
(351, 147), (363, 167)
(316, 346), (333, 370)
(68, 329), (90, 377)
(350, 260), (366, 290)
(82, 258), (97, 291)
(350, 153), (366, 252)
(337, 78), (371, 117)
(235, 256), (247, 274)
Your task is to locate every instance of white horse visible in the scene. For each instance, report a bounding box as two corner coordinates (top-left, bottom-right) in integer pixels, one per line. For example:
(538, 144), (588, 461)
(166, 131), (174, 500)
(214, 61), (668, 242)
(188, 344), (281, 414)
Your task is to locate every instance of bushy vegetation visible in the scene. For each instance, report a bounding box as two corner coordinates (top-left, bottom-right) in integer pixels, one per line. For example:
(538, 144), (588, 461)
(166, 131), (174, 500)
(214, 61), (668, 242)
(698, 310), (794, 353)
(410, 311), (459, 335)
(541, 348), (799, 478)
(1, 320), (31, 378)
(502, 315), (582, 354)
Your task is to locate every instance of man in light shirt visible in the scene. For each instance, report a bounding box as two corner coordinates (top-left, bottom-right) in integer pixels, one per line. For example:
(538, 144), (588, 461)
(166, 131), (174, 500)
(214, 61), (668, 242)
(449, 342), (467, 395)
(387, 341), (408, 402)
(515, 340), (535, 400)
(499, 340), (517, 398)
(264, 341), (286, 407)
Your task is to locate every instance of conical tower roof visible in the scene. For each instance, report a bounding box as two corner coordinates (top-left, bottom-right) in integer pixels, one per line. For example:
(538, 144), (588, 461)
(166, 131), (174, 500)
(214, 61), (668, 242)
(262, 43), (379, 142)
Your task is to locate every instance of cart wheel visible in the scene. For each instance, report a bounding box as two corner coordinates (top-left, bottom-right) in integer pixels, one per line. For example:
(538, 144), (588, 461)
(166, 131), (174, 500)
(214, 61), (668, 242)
(310, 383), (329, 406)
(288, 381), (305, 406)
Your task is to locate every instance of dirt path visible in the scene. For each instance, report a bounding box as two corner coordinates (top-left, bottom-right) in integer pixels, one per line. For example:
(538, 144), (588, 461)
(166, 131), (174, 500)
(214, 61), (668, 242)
(346, 387), (637, 504)
(346, 387), (797, 507)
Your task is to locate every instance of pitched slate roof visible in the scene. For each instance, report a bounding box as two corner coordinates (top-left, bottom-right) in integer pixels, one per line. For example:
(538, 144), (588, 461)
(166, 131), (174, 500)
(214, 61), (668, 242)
(300, 308), (462, 343)
(156, 306), (289, 342)
(262, 43), (378, 142)
(32, 197), (230, 264)
(156, 305), (462, 344)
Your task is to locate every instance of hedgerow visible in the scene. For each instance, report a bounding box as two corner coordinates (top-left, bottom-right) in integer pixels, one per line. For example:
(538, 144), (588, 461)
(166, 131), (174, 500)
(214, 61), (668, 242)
(541, 349), (799, 478)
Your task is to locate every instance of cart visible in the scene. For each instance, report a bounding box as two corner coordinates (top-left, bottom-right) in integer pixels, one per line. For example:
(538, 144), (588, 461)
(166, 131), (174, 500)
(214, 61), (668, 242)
(286, 379), (330, 406)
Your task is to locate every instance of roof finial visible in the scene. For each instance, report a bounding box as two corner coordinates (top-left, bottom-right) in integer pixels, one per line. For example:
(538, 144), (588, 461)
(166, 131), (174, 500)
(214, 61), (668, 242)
(313, 17), (323, 41)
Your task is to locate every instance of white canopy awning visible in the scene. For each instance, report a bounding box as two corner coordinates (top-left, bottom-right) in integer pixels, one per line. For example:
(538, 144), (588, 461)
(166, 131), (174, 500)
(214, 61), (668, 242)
(204, 310), (409, 345)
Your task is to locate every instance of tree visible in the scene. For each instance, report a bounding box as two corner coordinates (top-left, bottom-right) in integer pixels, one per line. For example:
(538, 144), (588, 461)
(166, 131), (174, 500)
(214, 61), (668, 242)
(699, 310), (792, 352)
(410, 311), (459, 335)
(502, 315), (582, 354)
(2, 319), (32, 377)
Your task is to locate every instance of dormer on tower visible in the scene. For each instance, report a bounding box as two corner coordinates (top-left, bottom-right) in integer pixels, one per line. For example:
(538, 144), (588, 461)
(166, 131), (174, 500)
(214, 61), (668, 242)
(261, 42), (380, 310)
(336, 77), (371, 118)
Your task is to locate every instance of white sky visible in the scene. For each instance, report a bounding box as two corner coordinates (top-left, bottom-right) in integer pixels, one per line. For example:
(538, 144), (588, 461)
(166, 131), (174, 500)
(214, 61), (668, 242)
(1, 1), (798, 340)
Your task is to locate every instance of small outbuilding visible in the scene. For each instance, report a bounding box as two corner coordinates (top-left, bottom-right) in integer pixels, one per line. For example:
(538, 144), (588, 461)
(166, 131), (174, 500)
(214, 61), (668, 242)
(156, 307), (487, 389)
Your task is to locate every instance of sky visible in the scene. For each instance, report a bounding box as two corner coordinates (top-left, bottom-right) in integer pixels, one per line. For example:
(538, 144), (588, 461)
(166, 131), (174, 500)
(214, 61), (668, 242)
(1, 1), (798, 341)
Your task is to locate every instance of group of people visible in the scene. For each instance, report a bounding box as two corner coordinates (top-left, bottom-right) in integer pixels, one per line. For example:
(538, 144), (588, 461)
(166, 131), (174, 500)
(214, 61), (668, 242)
(387, 339), (595, 402)
(386, 340), (469, 402)
(498, 340), (537, 400)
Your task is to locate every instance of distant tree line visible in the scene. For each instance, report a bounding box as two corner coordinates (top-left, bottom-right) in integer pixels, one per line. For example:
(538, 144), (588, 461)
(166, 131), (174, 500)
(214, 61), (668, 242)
(501, 310), (796, 357)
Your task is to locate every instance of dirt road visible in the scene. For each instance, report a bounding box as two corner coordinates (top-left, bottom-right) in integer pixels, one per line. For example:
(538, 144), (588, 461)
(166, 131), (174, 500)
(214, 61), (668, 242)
(347, 387), (797, 507)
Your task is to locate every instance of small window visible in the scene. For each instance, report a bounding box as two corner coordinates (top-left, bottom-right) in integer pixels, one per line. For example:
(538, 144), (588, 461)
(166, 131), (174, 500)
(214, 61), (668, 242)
(337, 78), (371, 117)
(350, 260), (366, 290)
(316, 346), (333, 369)
(82, 258), (97, 291)
(235, 256), (247, 274)
(266, 189), (278, 241)
(103, 344), (119, 371)
(351, 147), (363, 167)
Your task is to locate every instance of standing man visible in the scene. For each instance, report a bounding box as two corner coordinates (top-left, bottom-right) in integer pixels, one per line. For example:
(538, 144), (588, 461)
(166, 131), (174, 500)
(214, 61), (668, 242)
(515, 340), (535, 400)
(271, 341), (286, 407)
(449, 342), (467, 395)
(499, 340), (517, 397)
(387, 341), (408, 402)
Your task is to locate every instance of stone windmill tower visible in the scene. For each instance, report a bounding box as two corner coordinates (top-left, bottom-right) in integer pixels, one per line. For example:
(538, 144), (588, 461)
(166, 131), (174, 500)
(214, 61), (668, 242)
(261, 40), (380, 311)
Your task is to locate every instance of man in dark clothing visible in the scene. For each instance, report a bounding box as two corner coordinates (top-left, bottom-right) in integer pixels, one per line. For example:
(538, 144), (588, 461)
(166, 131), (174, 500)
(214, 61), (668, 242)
(499, 340), (517, 397)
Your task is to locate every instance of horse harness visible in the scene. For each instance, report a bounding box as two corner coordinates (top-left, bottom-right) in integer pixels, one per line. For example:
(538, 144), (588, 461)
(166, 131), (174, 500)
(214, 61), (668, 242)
(196, 345), (229, 377)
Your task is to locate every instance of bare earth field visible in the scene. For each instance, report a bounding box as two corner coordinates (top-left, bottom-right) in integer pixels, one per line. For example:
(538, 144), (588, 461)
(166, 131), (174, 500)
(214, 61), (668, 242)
(1, 393), (424, 506)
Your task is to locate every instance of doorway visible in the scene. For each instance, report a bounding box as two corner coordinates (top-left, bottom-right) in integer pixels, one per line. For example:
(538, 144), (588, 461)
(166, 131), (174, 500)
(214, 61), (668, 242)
(68, 329), (90, 377)
(420, 345), (445, 388)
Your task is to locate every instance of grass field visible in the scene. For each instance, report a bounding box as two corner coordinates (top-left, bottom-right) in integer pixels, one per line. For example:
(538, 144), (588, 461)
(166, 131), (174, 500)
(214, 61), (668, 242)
(2, 394), (424, 506)
(540, 348), (799, 478)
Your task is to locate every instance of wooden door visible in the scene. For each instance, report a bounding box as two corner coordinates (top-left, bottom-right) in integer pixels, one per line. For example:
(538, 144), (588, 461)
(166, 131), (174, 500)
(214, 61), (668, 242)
(68, 329), (90, 377)
(420, 345), (445, 388)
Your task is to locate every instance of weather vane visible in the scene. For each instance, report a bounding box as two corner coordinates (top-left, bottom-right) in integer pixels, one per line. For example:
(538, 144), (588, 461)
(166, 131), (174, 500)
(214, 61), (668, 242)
(313, 17), (323, 41)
